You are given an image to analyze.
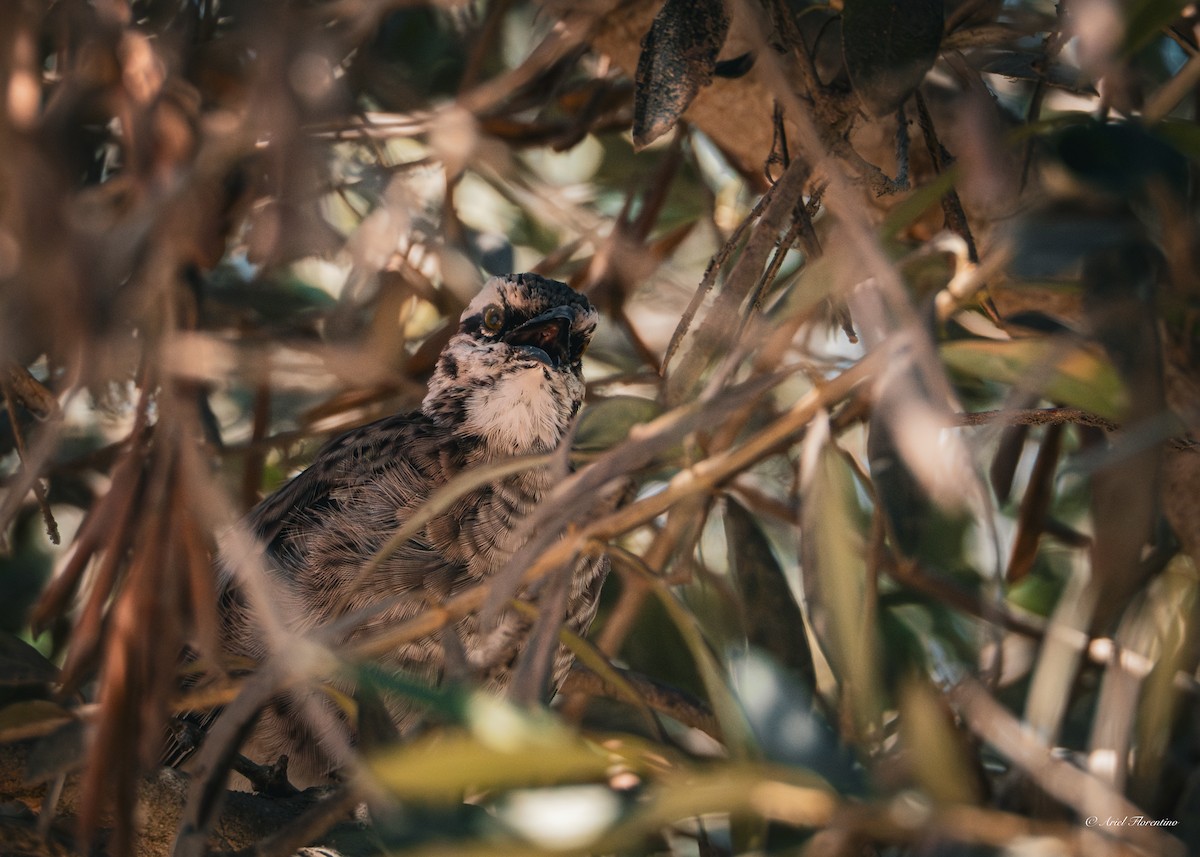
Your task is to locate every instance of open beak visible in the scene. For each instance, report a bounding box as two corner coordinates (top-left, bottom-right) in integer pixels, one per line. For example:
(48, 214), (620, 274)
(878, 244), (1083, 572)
(504, 306), (575, 368)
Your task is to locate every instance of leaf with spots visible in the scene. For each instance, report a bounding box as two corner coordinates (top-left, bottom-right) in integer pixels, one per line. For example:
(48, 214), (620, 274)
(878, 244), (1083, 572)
(633, 0), (729, 149)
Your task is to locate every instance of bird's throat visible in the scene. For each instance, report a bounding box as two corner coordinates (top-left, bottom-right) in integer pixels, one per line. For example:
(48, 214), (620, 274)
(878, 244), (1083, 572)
(459, 365), (575, 454)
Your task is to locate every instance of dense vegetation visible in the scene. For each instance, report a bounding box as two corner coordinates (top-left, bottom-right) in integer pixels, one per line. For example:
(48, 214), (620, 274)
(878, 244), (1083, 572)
(0, 0), (1197, 854)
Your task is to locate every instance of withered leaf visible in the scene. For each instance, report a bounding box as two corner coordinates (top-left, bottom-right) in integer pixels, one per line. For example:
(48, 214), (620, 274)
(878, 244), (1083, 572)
(633, 0), (729, 149)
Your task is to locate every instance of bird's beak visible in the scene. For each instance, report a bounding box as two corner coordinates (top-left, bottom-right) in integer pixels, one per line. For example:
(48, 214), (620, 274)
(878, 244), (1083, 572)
(505, 306), (576, 368)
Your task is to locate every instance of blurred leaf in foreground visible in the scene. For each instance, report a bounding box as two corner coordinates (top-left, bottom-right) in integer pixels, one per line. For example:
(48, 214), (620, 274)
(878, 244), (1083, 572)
(899, 675), (984, 805)
(574, 395), (663, 455)
(367, 728), (612, 803)
(801, 421), (882, 741)
(842, 0), (943, 117)
(729, 648), (863, 796)
(940, 339), (1129, 420)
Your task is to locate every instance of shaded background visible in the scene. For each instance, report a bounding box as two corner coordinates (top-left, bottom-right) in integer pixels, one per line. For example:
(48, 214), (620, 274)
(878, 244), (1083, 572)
(0, 0), (1198, 855)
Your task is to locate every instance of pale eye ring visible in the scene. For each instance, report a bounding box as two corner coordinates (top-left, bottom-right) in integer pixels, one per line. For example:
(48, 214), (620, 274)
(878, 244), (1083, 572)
(482, 304), (504, 332)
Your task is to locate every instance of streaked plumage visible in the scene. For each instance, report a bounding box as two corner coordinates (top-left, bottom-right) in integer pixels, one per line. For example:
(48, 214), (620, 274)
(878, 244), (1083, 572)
(210, 274), (606, 787)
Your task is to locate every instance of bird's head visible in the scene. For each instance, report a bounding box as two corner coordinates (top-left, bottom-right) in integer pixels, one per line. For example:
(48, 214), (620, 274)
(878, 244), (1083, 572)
(422, 274), (599, 453)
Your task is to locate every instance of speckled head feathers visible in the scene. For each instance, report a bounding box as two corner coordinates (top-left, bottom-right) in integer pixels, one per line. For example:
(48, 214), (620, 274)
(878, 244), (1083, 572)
(459, 274), (597, 347)
(422, 275), (598, 453)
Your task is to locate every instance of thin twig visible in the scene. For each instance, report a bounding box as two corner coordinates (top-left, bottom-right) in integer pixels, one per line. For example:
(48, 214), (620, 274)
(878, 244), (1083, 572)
(667, 156), (812, 401)
(327, 453), (555, 621)
(913, 91), (977, 263)
(561, 666), (721, 739)
(955, 408), (1117, 431)
(663, 185), (776, 373)
(949, 677), (1186, 857)
(348, 350), (879, 663)
(240, 383), (272, 512)
(228, 784), (360, 857)
(174, 667), (285, 857)
(884, 558), (1046, 639)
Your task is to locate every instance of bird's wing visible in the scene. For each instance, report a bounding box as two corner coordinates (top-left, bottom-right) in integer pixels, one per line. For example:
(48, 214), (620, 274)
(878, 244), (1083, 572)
(246, 412), (432, 552)
(230, 411), (474, 637)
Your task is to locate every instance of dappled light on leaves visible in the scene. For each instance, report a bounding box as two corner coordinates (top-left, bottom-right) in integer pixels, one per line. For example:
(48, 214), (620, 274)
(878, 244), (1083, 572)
(0, 0), (1196, 856)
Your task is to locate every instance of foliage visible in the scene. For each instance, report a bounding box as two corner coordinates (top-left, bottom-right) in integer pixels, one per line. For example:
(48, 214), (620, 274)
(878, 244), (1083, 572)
(0, 0), (1198, 855)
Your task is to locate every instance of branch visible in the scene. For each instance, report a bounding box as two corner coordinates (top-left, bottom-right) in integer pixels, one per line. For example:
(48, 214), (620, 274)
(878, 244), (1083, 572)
(560, 666), (721, 740)
(948, 678), (1187, 857)
(0, 740), (367, 857)
(955, 407), (1118, 431)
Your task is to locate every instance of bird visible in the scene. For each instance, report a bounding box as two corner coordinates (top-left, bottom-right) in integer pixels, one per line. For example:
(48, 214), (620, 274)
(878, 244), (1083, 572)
(194, 273), (608, 789)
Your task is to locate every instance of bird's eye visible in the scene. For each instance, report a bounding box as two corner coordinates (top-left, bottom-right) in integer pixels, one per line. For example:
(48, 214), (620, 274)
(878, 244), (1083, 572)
(482, 304), (504, 332)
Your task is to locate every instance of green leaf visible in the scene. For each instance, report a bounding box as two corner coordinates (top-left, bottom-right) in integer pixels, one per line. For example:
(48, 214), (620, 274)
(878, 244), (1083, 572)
(507, 599), (660, 733)
(649, 579), (759, 759)
(1122, 0), (1191, 55)
(574, 396), (663, 454)
(1007, 566), (1067, 618)
(940, 339), (1129, 420)
(801, 434), (882, 737)
(723, 500), (813, 680)
(767, 252), (844, 323)
(728, 649), (863, 795)
(842, 0), (943, 117)
(205, 262), (338, 324)
(0, 699), (72, 742)
(357, 663), (475, 725)
(1152, 118), (1200, 163)
(879, 595), (977, 681)
(898, 677), (982, 804)
(369, 730), (611, 802)
(880, 167), (959, 240)
(1048, 122), (1187, 197)
(869, 407), (974, 563)
(0, 632), (58, 686)
(1009, 207), (1139, 278)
